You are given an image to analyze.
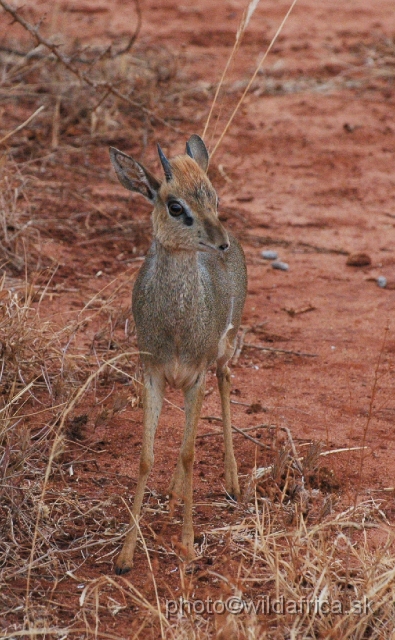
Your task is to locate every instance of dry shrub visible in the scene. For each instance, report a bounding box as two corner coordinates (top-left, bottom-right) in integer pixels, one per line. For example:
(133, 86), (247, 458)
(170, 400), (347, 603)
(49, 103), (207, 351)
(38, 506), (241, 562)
(1, 34), (180, 160)
(0, 156), (42, 274)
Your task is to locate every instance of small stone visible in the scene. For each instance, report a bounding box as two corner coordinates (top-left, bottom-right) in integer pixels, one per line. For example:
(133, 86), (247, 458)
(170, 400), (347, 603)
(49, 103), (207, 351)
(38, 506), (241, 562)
(272, 261), (289, 271)
(346, 252), (372, 267)
(377, 276), (387, 288)
(261, 250), (278, 260)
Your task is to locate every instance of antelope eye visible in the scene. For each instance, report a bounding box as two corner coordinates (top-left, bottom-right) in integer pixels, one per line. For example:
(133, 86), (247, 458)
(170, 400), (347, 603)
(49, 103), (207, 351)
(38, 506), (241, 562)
(168, 201), (184, 217)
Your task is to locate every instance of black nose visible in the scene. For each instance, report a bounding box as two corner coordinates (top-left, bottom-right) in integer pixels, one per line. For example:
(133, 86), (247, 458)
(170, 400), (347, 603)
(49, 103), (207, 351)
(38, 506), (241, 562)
(218, 242), (229, 251)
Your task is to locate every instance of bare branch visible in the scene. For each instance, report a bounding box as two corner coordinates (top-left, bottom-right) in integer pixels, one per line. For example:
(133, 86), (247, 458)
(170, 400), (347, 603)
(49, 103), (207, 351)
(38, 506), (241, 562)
(111, 0), (142, 59)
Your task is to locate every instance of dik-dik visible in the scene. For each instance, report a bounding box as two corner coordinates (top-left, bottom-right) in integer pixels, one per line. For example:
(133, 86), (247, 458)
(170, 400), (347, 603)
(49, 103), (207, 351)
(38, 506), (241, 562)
(110, 135), (247, 575)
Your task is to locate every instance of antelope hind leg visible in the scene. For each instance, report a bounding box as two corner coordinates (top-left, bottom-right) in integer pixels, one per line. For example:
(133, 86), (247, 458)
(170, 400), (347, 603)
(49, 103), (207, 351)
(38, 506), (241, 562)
(178, 372), (206, 560)
(217, 363), (240, 500)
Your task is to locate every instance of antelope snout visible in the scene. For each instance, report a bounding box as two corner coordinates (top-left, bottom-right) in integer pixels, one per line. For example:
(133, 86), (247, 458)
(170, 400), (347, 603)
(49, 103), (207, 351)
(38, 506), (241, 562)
(213, 224), (230, 252)
(200, 217), (230, 252)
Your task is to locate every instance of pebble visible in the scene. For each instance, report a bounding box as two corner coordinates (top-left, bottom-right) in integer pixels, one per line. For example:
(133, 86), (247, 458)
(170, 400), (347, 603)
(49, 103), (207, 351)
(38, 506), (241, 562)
(377, 276), (387, 288)
(272, 261), (289, 271)
(261, 250), (278, 261)
(346, 252), (371, 267)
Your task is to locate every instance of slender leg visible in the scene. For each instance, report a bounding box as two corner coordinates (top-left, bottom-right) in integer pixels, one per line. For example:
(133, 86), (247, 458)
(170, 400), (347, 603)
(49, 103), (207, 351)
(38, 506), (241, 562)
(115, 370), (164, 575)
(167, 374), (203, 504)
(175, 372), (206, 560)
(217, 364), (240, 500)
(168, 454), (184, 506)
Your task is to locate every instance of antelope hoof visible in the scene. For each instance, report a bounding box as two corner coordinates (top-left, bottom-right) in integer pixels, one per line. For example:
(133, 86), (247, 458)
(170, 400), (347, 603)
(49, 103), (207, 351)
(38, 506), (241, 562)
(115, 561), (132, 575)
(227, 492), (238, 502)
(115, 551), (133, 575)
(228, 485), (241, 501)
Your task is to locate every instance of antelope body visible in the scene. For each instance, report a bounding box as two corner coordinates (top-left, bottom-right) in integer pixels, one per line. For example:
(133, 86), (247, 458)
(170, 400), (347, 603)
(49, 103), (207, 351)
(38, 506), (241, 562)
(110, 135), (247, 575)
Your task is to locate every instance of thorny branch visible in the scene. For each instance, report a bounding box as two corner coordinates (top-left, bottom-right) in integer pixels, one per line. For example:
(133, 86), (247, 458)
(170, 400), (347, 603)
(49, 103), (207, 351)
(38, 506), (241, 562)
(0, 0), (181, 132)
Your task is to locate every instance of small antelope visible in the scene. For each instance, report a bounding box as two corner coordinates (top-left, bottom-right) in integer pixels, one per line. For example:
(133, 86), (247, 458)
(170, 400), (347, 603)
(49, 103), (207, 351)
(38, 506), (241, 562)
(110, 135), (247, 575)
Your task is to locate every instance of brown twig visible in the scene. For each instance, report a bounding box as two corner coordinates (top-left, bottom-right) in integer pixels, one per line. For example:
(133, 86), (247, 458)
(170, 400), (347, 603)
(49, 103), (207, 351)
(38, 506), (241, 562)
(241, 232), (349, 256)
(296, 241), (349, 256)
(199, 422), (273, 438)
(199, 415), (271, 449)
(0, 0), (141, 62)
(282, 304), (316, 317)
(0, 105), (45, 145)
(0, 0), (180, 132)
(230, 399), (251, 407)
(281, 425), (303, 475)
(111, 0), (142, 59)
(354, 325), (389, 508)
(244, 342), (318, 358)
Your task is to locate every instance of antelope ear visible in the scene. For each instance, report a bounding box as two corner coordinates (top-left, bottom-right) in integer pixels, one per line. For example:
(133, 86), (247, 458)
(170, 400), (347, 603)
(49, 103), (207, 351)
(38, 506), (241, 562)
(185, 134), (209, 173)
(109, 147), (160, 202)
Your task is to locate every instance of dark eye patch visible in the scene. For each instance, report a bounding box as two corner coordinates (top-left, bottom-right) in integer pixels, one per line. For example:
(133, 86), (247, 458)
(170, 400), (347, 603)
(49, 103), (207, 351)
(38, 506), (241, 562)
(183, 213), (193, 226)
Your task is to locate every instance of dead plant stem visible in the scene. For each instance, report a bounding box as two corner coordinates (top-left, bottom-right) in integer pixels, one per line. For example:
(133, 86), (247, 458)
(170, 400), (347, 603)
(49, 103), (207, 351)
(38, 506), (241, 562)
(202, 0), (261, 141)
(0, 105), (45, 145)
(353, 324), (389, 508)
(244, 342), (318, 358)
(211, 0), (298, 156)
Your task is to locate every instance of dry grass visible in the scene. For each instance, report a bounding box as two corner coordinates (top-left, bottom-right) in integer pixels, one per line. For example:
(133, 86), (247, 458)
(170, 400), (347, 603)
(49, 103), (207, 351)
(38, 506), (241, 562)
(0, 191), (141, 635)
(18, 447), (392, 639)
(0, 44), (179, 151)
